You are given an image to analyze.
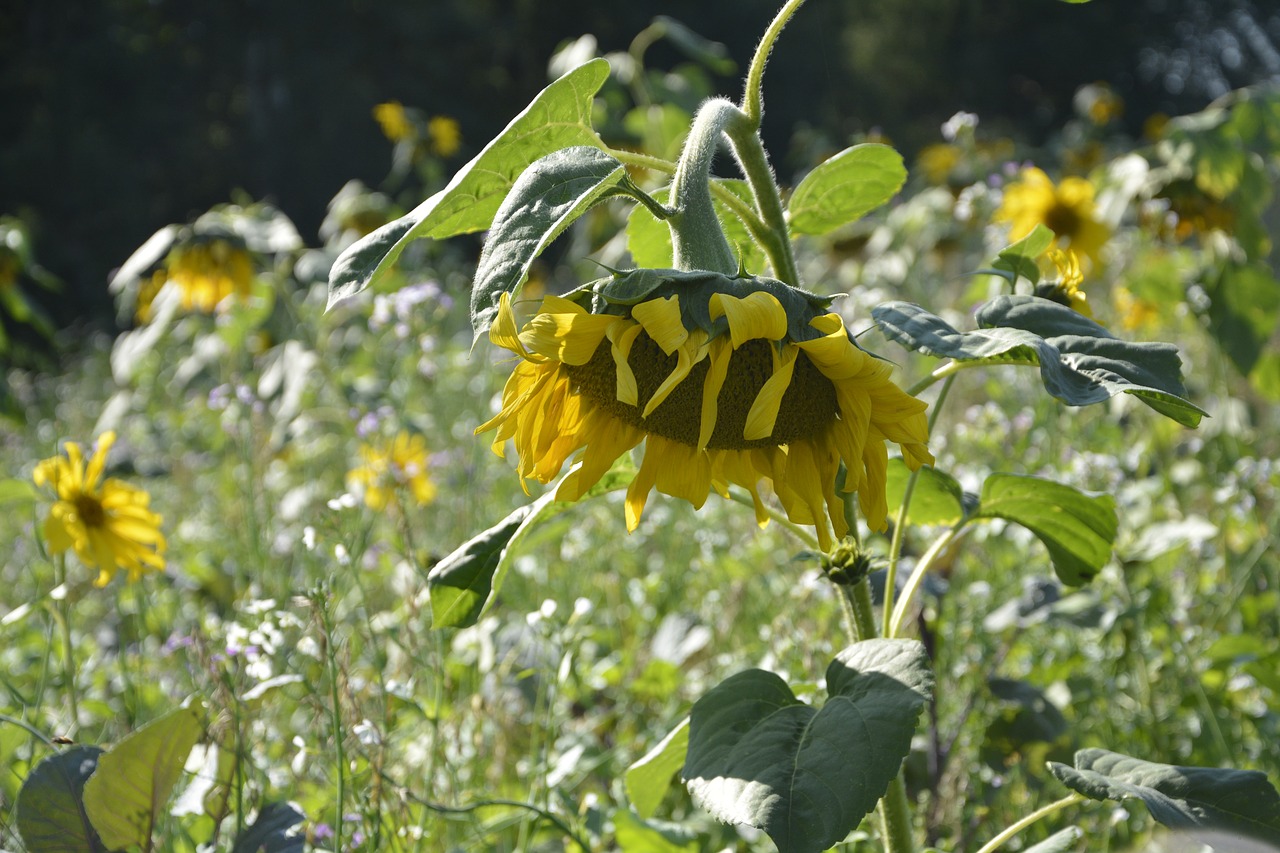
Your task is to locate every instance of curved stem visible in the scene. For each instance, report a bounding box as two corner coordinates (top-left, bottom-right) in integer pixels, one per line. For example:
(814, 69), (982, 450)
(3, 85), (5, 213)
(973, 793), (1085, 853)
(888, 525), (963, 638)
(722, 114), (803, 285)
(742, 0), (810, 129)
(907, 360), (967, 397)
(668, 99), (741, 273)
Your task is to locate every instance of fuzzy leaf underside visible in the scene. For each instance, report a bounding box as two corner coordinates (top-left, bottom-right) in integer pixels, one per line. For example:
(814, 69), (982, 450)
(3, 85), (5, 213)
(1049, 748), (1280, 846)
(327, 58), (610, 308)
(471, 145), (626, 335)
(872, 296), (1205, 427)
(684, 639), (932, 853)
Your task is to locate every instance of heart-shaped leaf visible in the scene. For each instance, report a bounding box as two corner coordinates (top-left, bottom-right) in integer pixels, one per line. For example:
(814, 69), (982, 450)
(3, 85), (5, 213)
(684, 639), (932, 853)
(83, 703), (205, 850)
(626, 718), (690, 819)
(974, 473), (1117, 585)
(471, 146), (626, 335)
(1048, 748), (1280, 846)
(788, 144), (906, 235)
(872, 297), (1205, 427)
(16, 746), (109, 853)
(327, 58), (609, 308)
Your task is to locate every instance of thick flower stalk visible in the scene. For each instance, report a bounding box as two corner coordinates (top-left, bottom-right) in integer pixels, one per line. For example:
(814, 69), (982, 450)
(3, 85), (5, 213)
(477, 270), (933, 549)
(32, 431), (166, 586)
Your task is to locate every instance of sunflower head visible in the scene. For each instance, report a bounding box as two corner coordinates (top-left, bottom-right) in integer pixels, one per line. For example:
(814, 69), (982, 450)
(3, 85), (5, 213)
(996, 167), (1110, 267)
(32, 431), (166, 586)
(137, 234), (255, 322)
(477, 269), (933, 549)
(1035, 249), (1092, 318)
(348, 431), (437, 510)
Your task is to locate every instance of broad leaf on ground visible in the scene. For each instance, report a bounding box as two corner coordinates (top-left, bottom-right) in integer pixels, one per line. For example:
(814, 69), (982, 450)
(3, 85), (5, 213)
(872, 296), (1205, 427)
(327, 58), (610, 308)
(1048, 748), (1280, 846)
(83, 703), (205, 850)
(787, 144), (906, 235)
(684, 639), (932, 853)
(471, 146), (627, 335)
(16, 746), (108, 853)
(975, 473), (1117, 585)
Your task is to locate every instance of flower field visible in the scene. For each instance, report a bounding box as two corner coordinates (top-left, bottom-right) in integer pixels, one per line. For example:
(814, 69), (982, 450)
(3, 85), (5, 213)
(2, 5), (1279, 852)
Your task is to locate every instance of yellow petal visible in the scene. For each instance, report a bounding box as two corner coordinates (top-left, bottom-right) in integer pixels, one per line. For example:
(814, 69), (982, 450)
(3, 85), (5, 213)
(609, 322), (643, 407)
(489, 292), (530, 356)
(743, 345), (797, 441)
(709, 291), (787, 348)
(521, 297), (618, 365)
(650, 436), (712, 509)
(631, 296), (687, 355)
(642, 331), (708, 418)
(84, 432), (116, 490)
(697, 337), (733, 450)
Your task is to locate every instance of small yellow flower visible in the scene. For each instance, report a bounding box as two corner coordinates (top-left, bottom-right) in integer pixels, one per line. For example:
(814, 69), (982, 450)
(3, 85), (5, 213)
(137, 238), (254, 323)
(996, 167), (1110, 267)
(1036, 249), (1092, 317)
(33, 432), (166, 586)
(916, 144), (962, 186)
(477, 273), (934, 548)
(373, 101), (414, 143)
(348, 432), (437, 510)
(427, 116), (462, 158)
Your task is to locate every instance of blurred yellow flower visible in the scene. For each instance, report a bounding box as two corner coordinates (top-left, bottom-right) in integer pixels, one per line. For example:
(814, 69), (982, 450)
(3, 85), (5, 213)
(916, 144), (961, 186)
(477, 281), (933, 548)
(33, 431), (166, 586)
(1113, 287), (1160, 331)
(996, 167), (1110, 267)
(137, 238), (254, 323)
(1074, 82), (1123, 126)
(349, 432), (437, 510)
(373, 101), (414, 143)
(1037, 249), (1092, 317)
(427, 116), (462, 158)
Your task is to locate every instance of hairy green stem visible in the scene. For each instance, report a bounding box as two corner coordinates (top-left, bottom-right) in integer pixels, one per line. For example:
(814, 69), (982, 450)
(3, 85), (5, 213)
(742, 0), (810, 129)
(973, 793), (1085, 853)
(668, 99), (741, 273)
(722, 114), (803, 285)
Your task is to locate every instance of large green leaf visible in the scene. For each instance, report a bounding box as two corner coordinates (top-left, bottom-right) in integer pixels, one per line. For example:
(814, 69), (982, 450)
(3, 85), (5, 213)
(787, 144), (906, 235)
(16, 746), (109, 853)
(684, 639), (932, 853)
(327, 59), (609, 308)
(625, 180), (768, 274)
(626, 717), (689, 819)
(83, 703), (205, 850)
(885, 458), (968, 526)
(230, 801), (306, 853)
(1048, 748), (1280, 846)
(471, 146), (626, 335)
(974, 473), (1116, 586)
(872, 296), (1205, 427)
(1203, 261), (1280, 388)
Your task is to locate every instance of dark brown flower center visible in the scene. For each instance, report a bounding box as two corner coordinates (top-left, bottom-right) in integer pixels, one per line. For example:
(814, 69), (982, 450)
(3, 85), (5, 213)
(1043, 201), (1082, 240)
(75, 494), (106, 528)
(565, 333), (839, 449)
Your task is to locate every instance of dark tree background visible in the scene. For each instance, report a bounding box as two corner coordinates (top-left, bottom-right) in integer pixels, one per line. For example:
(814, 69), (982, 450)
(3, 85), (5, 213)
(2, 0), (1278, 334)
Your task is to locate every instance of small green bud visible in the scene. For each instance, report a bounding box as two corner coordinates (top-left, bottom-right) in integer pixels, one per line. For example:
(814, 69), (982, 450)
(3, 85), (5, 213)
(823, 537), (875, 586)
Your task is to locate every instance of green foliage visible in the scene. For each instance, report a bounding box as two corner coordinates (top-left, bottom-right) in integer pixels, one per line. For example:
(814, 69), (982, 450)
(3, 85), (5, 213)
(684, 640), (932, 853)
(328, 58), (610, 307)
(626, 181), (769, 274)
(626, 717), (690, 820)
(787, 144), (907, 236)
(985, 225), (1056, 287)
(1024, 827), (1083, 852)
(16, 747), (109, 853)
(1202, 261), (1280, 399)
(229, 801), (306, 853)
(1049, 748), (1280, 845)
(885, 459), (966, 526)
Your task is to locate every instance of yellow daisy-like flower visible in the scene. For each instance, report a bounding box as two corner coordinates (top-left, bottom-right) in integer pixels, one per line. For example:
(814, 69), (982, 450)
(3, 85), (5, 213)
(373, 101), (414, 143)
(996, 167), (1110, 267)
(32, 431), (166, 586)
(1036, 249), (1092, 318)
(476, 272), (934, 548)
(916, 143), (961, 186)
(427, 116), (462, 158)
(348, 432), (438, 510)
(137, 238), (254, 323)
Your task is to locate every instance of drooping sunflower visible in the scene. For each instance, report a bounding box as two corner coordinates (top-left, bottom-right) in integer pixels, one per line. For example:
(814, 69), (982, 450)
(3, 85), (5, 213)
(996, 167), (1110, 267)
(137, 237), (255, 322)
(348, 431), (438, 510)
(32, 431), (166, 586)
(476, 270), (934, 549)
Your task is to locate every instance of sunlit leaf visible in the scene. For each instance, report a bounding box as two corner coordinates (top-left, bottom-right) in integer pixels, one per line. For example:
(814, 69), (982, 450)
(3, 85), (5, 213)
(984, 224), (1055, 287)
(1049, 748), (1280, 846)
(626, 717), (689, 819)
(788, 144), (906, 235)
(613, 809), (699, 853)
(471, 146), (627, 335)
(872, 297), (1206, 427)
(16, 746), (109, 853)
(83, 703), (204, 850)
(327, 58), (610, 308)
(885, 459), (967, 526)
(684, 639), (932, 853)
(974, 473), (1117, 586)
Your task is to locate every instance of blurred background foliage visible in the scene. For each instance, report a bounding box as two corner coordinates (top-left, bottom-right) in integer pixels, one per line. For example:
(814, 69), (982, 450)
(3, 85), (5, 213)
(3, 0), (1280, 339)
